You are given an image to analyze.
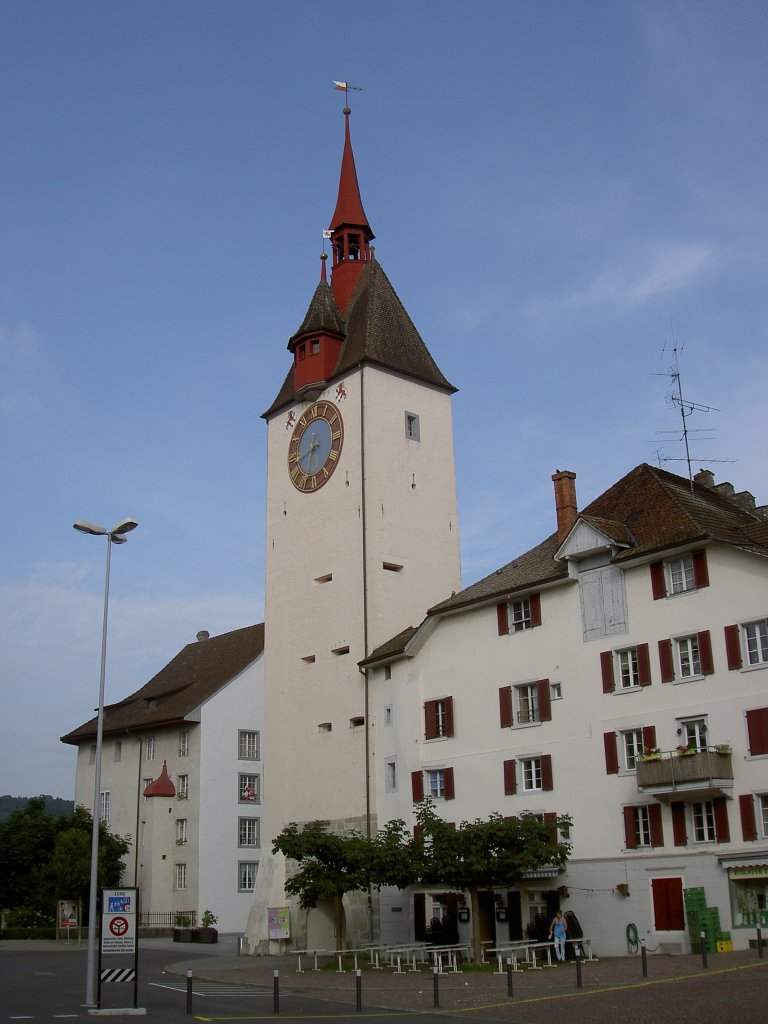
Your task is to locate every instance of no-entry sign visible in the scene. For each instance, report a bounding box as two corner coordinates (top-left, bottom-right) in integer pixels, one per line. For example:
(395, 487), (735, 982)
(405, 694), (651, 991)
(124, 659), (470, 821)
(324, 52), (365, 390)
(101, 889), (137, 954)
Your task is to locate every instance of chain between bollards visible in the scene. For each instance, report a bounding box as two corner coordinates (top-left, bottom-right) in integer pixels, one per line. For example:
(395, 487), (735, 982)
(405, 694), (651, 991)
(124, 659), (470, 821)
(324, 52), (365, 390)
(186, 969), (193, 1016)
(356, 968), (362, 1012)
(273, 969), (280, 1014)
(506, 957), (514, 998)
(640, 938), (648, 978)
(433, 964), (440, 1008)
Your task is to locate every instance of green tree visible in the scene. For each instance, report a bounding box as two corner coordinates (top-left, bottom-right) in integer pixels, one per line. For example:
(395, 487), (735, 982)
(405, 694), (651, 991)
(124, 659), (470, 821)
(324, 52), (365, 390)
(0, 800), (130, 927)
(413, 801), (572, 962)
(273, 818), (415, 950)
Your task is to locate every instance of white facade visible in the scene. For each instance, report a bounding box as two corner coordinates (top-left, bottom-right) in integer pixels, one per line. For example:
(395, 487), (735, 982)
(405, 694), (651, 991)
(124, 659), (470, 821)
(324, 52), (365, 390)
(367, 484), (768, 955)
(68, 631), (264, 934)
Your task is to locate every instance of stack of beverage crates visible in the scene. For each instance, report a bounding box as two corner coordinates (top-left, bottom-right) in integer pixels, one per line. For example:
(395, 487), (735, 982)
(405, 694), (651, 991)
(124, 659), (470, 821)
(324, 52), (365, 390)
(684, 887), (732, 952)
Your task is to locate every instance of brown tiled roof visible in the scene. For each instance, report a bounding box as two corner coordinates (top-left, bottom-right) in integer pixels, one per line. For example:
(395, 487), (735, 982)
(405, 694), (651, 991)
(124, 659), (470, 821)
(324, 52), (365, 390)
(263, 259), (455, 418)
(288, 279), (346, 346)
(360, 625), (420, 668)
(61, 623), (264, 745)
(427, 463), (768, 617)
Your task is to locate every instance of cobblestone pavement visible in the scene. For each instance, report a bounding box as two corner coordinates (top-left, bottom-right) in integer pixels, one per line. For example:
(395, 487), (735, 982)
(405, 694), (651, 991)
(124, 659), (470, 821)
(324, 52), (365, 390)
(172, 949), (768, 1024)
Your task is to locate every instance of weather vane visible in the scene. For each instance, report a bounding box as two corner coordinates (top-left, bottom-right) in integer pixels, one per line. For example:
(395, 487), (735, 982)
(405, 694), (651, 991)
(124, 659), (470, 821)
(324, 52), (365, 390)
(332, 80), (363, 108)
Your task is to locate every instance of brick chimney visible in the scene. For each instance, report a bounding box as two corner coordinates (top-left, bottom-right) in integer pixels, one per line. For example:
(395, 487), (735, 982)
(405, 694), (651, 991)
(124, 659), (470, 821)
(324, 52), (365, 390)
(552, 470), (577, 545)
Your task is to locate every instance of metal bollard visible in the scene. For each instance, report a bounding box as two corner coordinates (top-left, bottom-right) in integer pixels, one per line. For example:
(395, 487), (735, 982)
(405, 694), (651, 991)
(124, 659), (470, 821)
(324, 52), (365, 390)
(273, 969), (280, 1014)
(433, 965), (440, 1008)
(575, 946), (583, 989)
(640, 939), (648, 978)
(506, 957), (514, 999)
(757, 926), (764, 959)
(700, 931), (708, 969)
(186, 969), (193, 1016)
(356, 968), (362, 1012)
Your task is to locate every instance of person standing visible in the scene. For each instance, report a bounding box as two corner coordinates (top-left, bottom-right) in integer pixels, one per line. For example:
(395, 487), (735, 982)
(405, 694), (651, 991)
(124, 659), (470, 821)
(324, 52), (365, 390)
(549, 910), (568, 961)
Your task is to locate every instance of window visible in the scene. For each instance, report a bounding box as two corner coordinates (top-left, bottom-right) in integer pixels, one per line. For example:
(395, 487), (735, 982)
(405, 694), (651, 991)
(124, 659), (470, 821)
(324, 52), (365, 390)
(601, 644), (650, 692)
(623, 804), (663, 849)
(658, 631), (714, 683)
(177, 774), (189, 800)
(114, 741), (122, 762)
(424, 697), (453, 739)
(178, 731), (190, 757)
(497, 594), (541, 635)
(499, 680), (552, 727)
(677, 636), (702, 678)
(385, 758), (398, 793)
(176, 819), (187, 845)
(521, 758), (542, 792)
(175, 864), (187, 890)
(238, 817), (260, 847)
(143, 777), (153, 803)
(318, 722), (332, 733)
(693, 801), (716, 842)
(99, 791), (111, 825)
(238, 861), (258, 892)
(650, 549), (709, 599)
(384, 705), (393, 725)
(310, 339), (320, 354)
(239, 730), (259, 760)
(405, 412), (420, 441)
(550, 681), (563, 701)
(579, 563), (628, 640)
(761, 795), (768, 838)
(428, 769), (446, 799)
(746, 620), (768, 666)
(679, 717), (707, 750)
(239, 774), (260, 803)
(741, 793), (768, 841)
(89, 744), (96, 765)
(349, 716), (365, 728)
(622, 729), (644, 772)
(384, 665), (392, 681)
(412, 767), (454, 801)
(146, 737), (156, 761)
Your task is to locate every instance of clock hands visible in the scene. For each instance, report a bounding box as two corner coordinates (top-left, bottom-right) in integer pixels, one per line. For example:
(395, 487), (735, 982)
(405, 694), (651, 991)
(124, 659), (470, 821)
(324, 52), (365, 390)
(299, 433), (321, 472)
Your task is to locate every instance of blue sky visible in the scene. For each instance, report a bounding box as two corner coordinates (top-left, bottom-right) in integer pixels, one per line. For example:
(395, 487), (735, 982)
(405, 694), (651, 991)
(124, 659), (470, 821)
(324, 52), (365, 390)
(1, 1), (766, 800)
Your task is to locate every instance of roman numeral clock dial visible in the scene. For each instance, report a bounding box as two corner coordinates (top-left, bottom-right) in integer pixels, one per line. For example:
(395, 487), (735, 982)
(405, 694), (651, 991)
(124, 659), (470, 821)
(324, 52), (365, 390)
(287, 402), (344, 492)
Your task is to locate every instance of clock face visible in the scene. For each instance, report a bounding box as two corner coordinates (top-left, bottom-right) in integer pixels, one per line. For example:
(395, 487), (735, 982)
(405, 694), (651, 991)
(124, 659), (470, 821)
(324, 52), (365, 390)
(287, 401), (344, 492)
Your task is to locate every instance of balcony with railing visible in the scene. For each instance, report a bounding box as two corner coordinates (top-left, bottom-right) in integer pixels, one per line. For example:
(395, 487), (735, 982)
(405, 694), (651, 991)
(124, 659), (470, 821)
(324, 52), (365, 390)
(636, 746), (734, 801)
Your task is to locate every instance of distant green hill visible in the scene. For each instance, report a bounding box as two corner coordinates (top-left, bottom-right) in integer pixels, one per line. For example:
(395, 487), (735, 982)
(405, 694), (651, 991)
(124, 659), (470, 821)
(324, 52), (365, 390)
(0, 795), (74, 823)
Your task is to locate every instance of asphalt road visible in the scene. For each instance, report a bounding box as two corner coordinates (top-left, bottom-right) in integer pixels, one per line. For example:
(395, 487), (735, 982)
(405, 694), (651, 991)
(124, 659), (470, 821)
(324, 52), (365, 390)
(0, 940), (458, 1023)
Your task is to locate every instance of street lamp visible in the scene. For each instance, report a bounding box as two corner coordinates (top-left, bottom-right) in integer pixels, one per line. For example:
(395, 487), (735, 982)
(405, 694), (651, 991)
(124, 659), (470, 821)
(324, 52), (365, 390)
(74, 517), (138, 1007)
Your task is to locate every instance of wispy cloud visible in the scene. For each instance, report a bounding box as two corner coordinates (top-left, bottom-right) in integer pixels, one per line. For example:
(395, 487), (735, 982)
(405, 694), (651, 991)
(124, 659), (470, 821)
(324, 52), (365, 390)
(522, 240), (721, 320)
(0, 322), (46, 416)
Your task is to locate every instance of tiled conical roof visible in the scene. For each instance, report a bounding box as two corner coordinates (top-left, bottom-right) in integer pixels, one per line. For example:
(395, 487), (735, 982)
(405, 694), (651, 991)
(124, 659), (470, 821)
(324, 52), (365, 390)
(143, 760), (176, 798)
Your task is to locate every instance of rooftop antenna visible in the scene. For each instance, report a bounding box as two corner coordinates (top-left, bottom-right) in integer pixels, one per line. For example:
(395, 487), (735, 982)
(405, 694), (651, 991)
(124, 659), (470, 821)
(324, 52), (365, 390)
(650, 338), (732, 491)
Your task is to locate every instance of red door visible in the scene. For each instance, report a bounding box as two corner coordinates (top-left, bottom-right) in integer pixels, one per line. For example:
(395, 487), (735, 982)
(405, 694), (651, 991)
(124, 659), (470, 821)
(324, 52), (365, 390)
(651, 877), (684, 930)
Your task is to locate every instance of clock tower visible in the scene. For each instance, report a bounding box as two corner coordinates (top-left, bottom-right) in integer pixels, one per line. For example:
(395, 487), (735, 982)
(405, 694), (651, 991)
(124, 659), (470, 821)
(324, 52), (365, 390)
(247, 108), (461, 950)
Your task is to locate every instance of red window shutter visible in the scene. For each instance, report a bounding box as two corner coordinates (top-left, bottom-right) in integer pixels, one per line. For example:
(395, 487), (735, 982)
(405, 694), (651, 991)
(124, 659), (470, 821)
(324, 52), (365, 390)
(671, 801), (687, 846)
(600, 651), (615, 693)
(499, 686), (513, 728)
(424, 700), (438, 740)
(537, 679), (552, 722)
(414, 892), (427, 941)
(411, 770), (424, 803)
(724, 625), (743, 670)
(746, 708), (768, 756)
(543, 811), (557, 843)
(540, 754), (553, 791)
(637, 643), (652, 686)
(604, 732), (619, 775)
(739, 795), (757, 841)
(529, 592), (542, 628)
(413, 824), (423, 842)
(658, 639), (675, 683)
(623, 806), (638, 849)
(497, 602), (509, 635)
(642, 725), (657, 752)
(444, 696), (454, 737)
(650, 561), (666, 600)
(649, 804), (664, 847)
(443, 766), (455, 800)
(692, 548), (709, 589)
(698, 630), (714, 675)
(713, 797), (730, 843)
(503, 759), (517, 795)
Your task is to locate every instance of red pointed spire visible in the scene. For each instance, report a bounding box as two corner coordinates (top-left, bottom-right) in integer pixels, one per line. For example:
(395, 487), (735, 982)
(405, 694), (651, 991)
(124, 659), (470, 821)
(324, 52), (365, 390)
(329, 108), (375, 312)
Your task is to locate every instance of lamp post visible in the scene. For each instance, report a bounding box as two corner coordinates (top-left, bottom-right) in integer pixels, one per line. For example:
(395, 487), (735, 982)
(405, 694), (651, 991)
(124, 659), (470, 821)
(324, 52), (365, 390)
(74, 517), (138, 1007)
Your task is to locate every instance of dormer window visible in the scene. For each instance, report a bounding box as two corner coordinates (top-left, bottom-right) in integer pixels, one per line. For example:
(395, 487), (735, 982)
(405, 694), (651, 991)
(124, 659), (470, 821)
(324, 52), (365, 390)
(297, 344), (306, 361)
(310, 338), (320, 354)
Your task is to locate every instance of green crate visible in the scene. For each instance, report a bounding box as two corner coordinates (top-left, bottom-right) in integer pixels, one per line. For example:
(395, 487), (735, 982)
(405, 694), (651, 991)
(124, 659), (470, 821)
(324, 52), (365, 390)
(684, 887), (706, 904)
